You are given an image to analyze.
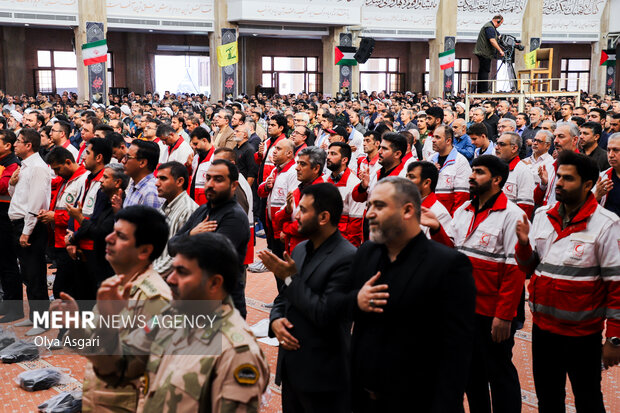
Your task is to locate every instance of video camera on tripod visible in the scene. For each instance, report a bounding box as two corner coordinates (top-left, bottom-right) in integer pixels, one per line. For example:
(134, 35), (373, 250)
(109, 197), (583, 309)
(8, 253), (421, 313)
(497, 34), (525, 61)
(492, 34), (525, 91)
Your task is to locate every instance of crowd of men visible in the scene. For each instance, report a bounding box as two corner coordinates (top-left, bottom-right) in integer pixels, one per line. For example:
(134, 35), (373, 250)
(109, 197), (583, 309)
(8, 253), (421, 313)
(0, 87), (619, 412)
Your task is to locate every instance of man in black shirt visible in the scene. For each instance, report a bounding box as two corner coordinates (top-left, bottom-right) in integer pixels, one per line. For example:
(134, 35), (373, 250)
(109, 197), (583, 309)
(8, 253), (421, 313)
(171, 159), (250, 318)
(595, 133), (620, 216)
(483, 100), (500, 141)
(232, 123), (258, 186)
(579, 122), (609, 171)
(347, 177), (476, 412)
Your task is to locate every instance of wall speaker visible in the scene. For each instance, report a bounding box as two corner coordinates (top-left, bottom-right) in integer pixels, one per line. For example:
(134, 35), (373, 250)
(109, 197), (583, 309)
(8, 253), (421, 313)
(354, 38), (375, 64)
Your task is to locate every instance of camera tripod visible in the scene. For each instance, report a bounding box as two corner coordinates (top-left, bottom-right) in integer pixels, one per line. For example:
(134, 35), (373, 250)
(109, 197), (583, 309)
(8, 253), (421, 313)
(493, 49), (518, 92)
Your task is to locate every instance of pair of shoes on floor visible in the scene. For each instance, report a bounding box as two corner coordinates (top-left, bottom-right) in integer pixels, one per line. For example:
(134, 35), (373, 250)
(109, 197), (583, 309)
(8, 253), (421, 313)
(14, 318), (33, 327)
(25, 327), (48, 336)
(263, 302), (275, 308)
(248, 261), (268, 273)
(13, 319), (48, 336)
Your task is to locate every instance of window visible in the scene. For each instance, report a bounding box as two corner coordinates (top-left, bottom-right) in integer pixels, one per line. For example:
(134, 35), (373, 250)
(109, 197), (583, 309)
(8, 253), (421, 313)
(424, 58), (471, 94)
(34, 50), (114, 95)
(154, 55), (210, 95)
(262, 56), (321, 94)
(360, 58), (402, 93)
(560, 58), (590, 92)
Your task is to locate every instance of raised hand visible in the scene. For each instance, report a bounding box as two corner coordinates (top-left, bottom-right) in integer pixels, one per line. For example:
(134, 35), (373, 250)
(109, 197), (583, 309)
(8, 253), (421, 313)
(516, 214), (530, 246)
(111, 189), (123, 213)
(538, 164), (548, 186)
(258, 250), (296, 280)
(594, 176), (613, 201)
(420, 206), (440, 231)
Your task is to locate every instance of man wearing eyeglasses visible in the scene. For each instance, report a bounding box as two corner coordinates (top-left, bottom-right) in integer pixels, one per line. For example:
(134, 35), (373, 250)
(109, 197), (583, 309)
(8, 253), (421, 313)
(50, 120), (78, 159)
(523, 130), (554, 186)
(495, 132), (535, 218)
(122, 139), (162, 209)
(6, 128), (51, 327)
(293, 112), (316, 146)
(142, 118), (168, 164)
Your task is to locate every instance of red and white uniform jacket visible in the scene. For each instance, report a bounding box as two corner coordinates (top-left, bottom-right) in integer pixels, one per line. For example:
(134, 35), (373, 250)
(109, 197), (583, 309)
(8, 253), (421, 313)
(254, 134), (286, 183)
(357, 153), (381, 180)
(273, 176), (324, 254)
(76, 141), (88, 165)
(188, 146), (215, 205)
(294, 143), (307, 158)
(352, 161), (406, 203)
(325, 168), (365, 247)
(74, 168), (104, 250)
(153, 137), (169, 165)
(401, 151), (418, 173)
(435, 192), (526, 320)
(257, 159), (298, 238)
(165, 137), (194, 165)
(503, 157), (535, 218)
(516, 194), (620, 337)
(51, 166), (89, 248)
(0, 154), (20, 206)
(420, 192), (453, 239)
(431, 147), (471, 215)
(60, 139), (79, 160)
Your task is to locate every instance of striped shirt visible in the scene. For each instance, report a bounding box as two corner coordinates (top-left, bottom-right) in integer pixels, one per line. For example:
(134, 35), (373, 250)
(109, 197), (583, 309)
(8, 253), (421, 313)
(153, 191), (199, 275)
(123, 173), (162, 209)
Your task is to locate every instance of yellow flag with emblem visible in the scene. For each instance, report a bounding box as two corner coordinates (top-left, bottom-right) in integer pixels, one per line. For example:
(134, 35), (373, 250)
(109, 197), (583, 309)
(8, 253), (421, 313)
(217, 42), (238, 67)
(524, 50), (537, 69)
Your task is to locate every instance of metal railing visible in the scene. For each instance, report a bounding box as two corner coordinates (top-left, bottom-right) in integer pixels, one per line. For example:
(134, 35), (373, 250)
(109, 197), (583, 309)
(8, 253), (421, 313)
(464, 77), (581, 122)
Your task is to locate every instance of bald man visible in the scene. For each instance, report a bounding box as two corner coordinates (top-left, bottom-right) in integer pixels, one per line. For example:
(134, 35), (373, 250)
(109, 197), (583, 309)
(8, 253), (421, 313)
(452, 118), (475, 163)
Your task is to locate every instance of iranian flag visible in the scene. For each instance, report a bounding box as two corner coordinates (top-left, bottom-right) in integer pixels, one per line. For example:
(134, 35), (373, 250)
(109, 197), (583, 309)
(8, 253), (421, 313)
(439, 48), (455, 70)
(335, 46), (357, 66)
(600, 50), (616, 66)
(82, 39), (108, 66)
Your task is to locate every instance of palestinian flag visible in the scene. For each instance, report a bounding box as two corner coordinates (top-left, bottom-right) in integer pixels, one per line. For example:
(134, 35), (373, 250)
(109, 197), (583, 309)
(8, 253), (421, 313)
(439, 49), (455, 70)
(82, 39), (108, 66)
(600, 49), (616, 66)
(335, 46), (357, 66)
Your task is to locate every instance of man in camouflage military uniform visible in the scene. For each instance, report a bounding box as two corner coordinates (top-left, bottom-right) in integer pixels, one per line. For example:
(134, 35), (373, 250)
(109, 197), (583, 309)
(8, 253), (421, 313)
(53, 205), (172, 412)
(89, 232), (269, 413)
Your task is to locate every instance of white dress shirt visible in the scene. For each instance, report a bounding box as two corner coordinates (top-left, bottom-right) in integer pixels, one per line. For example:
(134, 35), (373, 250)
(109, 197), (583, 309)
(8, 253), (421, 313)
(8, 152), (52, 235)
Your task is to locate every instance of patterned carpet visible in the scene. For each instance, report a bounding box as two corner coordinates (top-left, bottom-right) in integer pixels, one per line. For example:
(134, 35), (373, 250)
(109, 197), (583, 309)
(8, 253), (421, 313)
(0, 239), (618, 412)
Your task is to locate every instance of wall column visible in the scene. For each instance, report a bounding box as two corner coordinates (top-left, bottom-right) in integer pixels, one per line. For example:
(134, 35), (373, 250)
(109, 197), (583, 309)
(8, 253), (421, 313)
(75, 0), (107, 102)
(590, 0), (610, 95)
(1, 27), (26, 95)
(125, 32), (147, 94)
(322, 27), (346, 97)
(209, 0), (237, 102)
(428, 0), (456, 98)
(514, 0), (543, 77)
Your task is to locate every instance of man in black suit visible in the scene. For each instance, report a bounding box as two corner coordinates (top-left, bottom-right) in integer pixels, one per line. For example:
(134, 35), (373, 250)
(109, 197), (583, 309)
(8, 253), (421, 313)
(349, 176), (476, 412)
(259, 183), (356, 413)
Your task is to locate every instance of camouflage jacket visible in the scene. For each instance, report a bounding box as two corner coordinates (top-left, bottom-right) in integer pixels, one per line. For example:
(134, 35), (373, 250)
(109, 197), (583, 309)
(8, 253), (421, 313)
(136, 300), (269, 413)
